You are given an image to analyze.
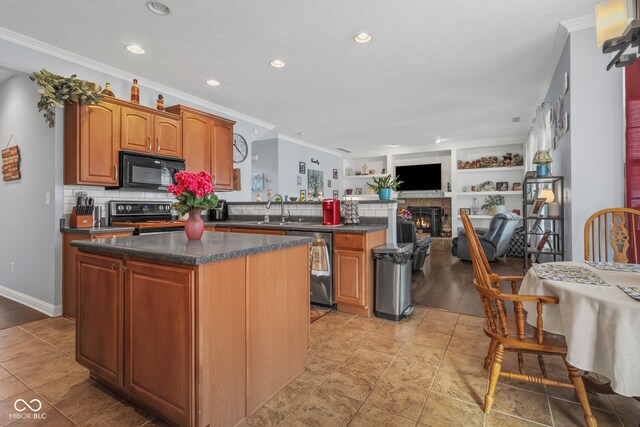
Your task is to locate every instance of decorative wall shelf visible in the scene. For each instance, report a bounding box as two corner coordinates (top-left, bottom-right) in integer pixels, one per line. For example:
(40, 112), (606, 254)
(457, 166), (525, 174)
(457, 191), (521, 196)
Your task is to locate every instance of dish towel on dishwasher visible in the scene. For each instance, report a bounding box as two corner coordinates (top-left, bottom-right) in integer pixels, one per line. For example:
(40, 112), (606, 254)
(311, 239), (331, 277)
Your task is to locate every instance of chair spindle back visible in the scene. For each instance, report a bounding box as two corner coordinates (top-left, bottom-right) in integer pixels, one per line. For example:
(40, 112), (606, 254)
(584, 208), (640, 264)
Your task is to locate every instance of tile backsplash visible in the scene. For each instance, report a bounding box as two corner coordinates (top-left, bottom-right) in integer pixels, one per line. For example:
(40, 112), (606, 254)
(63, 185), (175, 220)
(228, 202), (397, 218)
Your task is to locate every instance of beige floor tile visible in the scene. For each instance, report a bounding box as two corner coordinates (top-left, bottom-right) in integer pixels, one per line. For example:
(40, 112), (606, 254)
(0, 389), (52, 426)
(621, 416), (640, 427)
(361, 334), (405, 356)
(53, 379), (122, 424)
(0, 339), (59, 363)
(280, 416), (313, 427)
(431, 369), (488, 406)
(457, 315), (486, 327)
(341, 348), (394, 377)
(330, 328), (371, 348)
(309, 334), (325, 349)
(411, 306), (430, 318)
(409, 330), (451, 350)
(20, 317), (74, 342)
(308, 340), (356, 364)
(364, 378), (428, 421)
(342, 317), (384, 333)
(490, 384), (552, 425)
(309, 322), (341, 340)
(298, 355), (341, 385)
(486, 411), (547, 426)
(33, 370), (91, 404)
(439, 350), (487, 377)
(140, 418), (171, 427)
(547, 387), (615, 413)
(349, 403), (416, 427)
(0, 376), (28, 401)
(397, 342), (445, 368)
(452, 323), (486, 341)
(294, 388), (360, 427)
(383, 358), (438, 390)
(372, 322), (415, 341)
(0, 367), (10, 380)
(265, 379), (316, 415)
(240, 405), (286, 427)
(424, 310), (460, 323)
(498, 352), (547, 394)
(317, 312), (354, 326)
(2, 351), (86, 389)
(11, 406), (75, 426)
(447, 335), (490, 355)
(320, 366), (379, 401)
(609, 394), (640, 420)
(416, 319), (456, 336)
(0, 327), (38, 349)
(549, 397), (622, 427)
(418, 392), (484, 426)
(80, 401), (153, 426)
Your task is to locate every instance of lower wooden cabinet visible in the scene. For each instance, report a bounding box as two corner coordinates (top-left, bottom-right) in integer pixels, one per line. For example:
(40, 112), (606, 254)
(231, 228), (287, 236)
(76, 253), (123, 388)
(124, 261), (194, 426)
(333, 249), (366, 307)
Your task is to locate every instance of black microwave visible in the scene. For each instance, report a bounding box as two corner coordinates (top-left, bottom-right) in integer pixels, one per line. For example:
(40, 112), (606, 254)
(109, 151), (185, 192)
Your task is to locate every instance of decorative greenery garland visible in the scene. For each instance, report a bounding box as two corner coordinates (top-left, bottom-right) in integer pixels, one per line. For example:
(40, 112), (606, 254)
(30, 69), (103, 128)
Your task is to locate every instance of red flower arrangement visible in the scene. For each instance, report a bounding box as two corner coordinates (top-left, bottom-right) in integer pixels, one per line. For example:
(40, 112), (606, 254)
(168, 171), (218, 215)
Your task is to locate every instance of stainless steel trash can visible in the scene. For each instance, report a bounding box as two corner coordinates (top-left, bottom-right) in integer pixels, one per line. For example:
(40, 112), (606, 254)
(373, 243), (413, 321)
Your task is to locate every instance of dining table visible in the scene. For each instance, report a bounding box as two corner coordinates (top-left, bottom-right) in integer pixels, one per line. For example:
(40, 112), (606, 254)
(519, 261), (640, 397)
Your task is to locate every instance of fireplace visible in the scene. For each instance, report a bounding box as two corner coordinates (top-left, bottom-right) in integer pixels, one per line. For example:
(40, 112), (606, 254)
(409, 206), (443, 236)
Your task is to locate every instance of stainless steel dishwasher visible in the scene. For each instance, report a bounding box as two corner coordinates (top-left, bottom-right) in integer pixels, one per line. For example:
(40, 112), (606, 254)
(288, 231), (334, 306)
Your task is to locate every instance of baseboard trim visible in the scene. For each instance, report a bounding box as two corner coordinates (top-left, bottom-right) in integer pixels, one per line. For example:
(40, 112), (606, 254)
(0, 284), (61, 317)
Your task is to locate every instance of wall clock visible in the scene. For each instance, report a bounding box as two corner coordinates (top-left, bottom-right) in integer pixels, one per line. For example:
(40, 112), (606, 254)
(233, 133), (248, 163)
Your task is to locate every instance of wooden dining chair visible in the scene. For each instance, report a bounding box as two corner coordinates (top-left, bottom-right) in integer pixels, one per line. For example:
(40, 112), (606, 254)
(584, 208), (640, 264)
(461, 212), (597, 427)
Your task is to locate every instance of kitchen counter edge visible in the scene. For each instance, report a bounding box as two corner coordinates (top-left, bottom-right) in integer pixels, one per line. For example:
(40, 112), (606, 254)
(61, 226), (136, 234)
(205, 221), (387, 234)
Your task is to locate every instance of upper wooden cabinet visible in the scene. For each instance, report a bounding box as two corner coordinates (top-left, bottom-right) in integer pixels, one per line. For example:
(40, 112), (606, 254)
(121, 107), (153, 153)
(65, 101), (121, 186)
(154, 115), (182, 158)
(166, 105), (236, 191)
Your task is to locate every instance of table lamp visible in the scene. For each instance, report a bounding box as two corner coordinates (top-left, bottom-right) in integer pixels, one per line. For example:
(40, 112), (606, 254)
(533, 150), (552, 177)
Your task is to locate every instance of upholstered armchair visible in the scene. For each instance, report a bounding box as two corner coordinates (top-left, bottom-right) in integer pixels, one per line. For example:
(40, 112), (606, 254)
(396, 219), (431, 271)
(451, 213), (520, 261)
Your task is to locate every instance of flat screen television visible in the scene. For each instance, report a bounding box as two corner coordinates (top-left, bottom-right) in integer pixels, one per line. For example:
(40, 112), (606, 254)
(395, 164), (442, 191)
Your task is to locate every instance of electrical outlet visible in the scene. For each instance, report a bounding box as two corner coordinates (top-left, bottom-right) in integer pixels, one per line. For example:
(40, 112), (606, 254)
(10, 262), (15, 274)
(45, 192), (51, 205)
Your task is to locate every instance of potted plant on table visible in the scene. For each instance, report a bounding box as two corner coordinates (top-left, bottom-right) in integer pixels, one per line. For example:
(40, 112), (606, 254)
(481, 195), (506, 216)
(367, 175), (403, 200)
(168, 171), (218, 240)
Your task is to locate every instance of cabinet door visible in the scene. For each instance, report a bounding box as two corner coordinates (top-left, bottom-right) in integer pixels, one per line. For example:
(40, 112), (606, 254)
(334, 249), (366, 307)
(121, 107), (153, 153)
(124, 261), (193, 426)
(80, 102), (120, 185)
(154, 116), (182, 158)
(231, 228), (287, 235)
(182, 111), (209, 172)
(210, 120), (233, 190)
(76, 253), (123, 388)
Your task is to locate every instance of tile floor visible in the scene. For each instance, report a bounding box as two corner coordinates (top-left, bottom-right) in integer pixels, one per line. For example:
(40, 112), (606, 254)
(0, 309), (638, 426)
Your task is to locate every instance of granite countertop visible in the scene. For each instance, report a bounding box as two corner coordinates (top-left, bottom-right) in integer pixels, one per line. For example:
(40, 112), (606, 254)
(71, 232), (313, 265)
(205, 220), (387, 234)
(61, 226), (136, 234)
(227, 200), (403, 205)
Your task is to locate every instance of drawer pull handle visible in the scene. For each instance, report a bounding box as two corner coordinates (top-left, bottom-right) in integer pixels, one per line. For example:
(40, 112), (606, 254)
(111, 264), (118, 270)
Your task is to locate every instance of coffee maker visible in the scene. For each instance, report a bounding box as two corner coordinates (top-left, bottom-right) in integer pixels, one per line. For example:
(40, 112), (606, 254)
(322, 199), (341, 225)
(209, 199), (228, 221)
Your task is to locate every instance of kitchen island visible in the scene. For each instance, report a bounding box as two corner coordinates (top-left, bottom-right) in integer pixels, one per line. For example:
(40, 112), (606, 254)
(72, 232), (312, 427)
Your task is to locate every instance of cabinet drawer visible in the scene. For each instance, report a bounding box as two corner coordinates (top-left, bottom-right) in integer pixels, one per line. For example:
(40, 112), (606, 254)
(92, 233), (133, 240)
(231, 228), (286, 236)
(334, 233), (365, 250)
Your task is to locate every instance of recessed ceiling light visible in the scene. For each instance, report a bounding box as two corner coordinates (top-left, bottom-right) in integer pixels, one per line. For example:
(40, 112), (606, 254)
(270, 59), (286, 68)
(206, 79), (220, 86)
(354, 32), (372, 43)
(126, 45), (145, 54)
(146, 0), (171, 15)
(384, 144), (401, 148)
(435, 138), (445, 144)
(297, 131), (307, 136)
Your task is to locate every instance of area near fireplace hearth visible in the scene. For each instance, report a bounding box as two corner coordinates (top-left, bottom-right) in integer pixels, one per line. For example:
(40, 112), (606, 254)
(398, 197), (452, 250)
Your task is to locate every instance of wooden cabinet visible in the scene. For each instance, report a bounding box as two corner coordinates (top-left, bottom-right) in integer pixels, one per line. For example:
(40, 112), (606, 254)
(333, 230), (386, 317)
(65, 101), (120, 186)
(231, 228), (287, 236)
(121, 107), (153, 153)
(334, 249), (366, 307)
(211, 120), (233, 190)
(124, 261), (193, 426)
(75, 253), (123, 388)
(166, 105), (235, 191)
(62, 231), (133, 317)
(154, 115), (182, 158)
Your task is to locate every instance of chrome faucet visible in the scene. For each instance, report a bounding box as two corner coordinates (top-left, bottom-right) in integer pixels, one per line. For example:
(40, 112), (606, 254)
(266, 193), (288, 222)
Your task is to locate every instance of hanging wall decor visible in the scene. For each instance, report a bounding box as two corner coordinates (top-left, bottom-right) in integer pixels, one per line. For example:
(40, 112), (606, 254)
(233, 168), (241, 190)
(2, 135), (20, 181)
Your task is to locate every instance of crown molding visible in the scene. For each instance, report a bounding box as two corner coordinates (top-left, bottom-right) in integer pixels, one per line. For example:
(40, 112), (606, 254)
(0, 26), (278, 130)
(277, 133), (343, 156)
(561, 14), (596, 33)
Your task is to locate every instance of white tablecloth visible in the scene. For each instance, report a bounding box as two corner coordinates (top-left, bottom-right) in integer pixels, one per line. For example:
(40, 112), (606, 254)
(520, 262), (640, 397)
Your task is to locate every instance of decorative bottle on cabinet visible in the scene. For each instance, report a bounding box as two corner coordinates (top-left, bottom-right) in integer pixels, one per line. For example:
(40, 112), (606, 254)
(101, 83), (115, 97)
(130, 79), (140, 104)
(156, 94), (164, 110)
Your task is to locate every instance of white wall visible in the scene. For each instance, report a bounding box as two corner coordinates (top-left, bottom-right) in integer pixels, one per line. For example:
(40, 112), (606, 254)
(0, 74), (58, 312)
(251, 138), (279, 200)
